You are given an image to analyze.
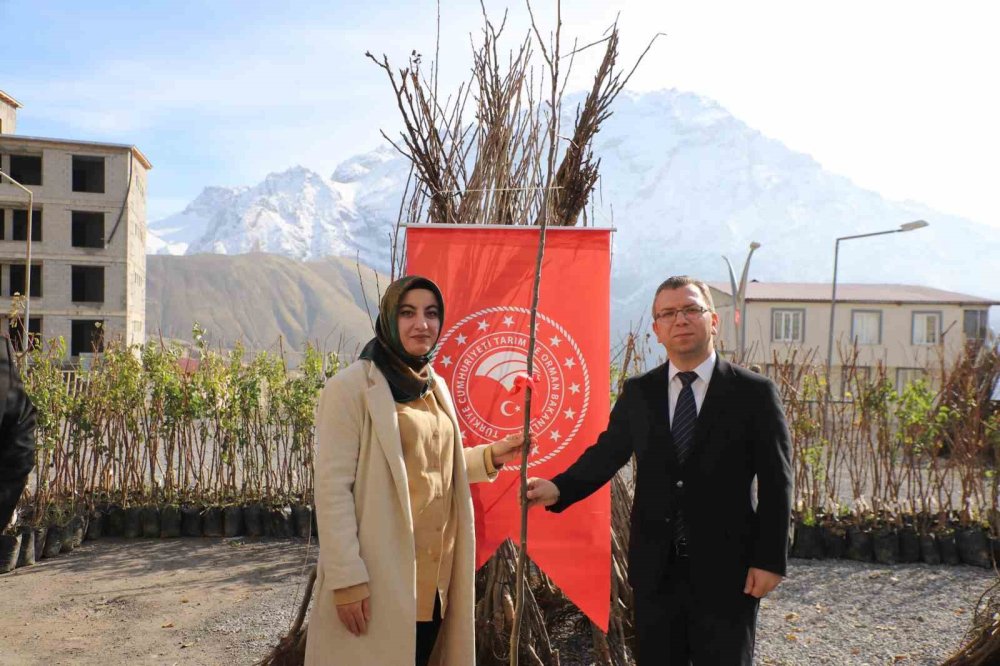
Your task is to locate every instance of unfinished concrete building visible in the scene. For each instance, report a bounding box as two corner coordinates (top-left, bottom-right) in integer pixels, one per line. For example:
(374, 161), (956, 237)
(0, 89), (150, 359)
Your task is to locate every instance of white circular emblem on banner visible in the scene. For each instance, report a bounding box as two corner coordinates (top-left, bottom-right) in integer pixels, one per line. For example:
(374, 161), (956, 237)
(435, 307), (590, 469)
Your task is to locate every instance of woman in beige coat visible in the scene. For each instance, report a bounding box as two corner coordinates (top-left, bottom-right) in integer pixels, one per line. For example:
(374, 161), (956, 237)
(305, 275), (524, 666)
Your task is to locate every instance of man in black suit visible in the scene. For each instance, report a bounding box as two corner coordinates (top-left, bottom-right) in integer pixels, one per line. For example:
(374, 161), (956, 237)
(0, 335), (36, 530)
(526, 276), (792, 664)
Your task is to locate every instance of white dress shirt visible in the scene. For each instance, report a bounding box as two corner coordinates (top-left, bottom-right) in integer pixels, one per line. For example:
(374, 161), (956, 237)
(667, 350), (717, 426)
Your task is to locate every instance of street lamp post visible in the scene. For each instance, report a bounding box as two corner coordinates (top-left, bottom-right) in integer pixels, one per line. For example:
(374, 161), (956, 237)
(0, 169), (34, 348)
(723, 241), (761, 359)
(825, 220), (929, 377)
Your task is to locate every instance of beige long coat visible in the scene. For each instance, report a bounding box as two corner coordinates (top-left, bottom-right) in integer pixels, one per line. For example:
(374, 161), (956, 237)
(305, 359), (492, 666)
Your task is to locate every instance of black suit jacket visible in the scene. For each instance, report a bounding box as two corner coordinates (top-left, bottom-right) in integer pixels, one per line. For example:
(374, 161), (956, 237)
(0, 336), (36, 530)
(548, 356), (792, 595)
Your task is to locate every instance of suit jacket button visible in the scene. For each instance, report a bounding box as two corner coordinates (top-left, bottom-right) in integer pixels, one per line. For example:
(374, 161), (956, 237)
(676, 480), (684, 489)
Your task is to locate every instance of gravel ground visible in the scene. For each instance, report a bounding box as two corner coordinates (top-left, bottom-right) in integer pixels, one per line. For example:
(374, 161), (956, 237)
(755, 559), (993, 665)
(0, 537), (318, 665)
(0, 540), (993, 665)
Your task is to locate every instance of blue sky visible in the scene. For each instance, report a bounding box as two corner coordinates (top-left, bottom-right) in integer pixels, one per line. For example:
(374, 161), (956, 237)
(2, 1), (998, 228)
(1, 0), (435, 216)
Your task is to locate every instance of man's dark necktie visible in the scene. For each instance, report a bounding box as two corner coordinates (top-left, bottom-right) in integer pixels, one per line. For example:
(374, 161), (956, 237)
(672, 371), (699, 548)
(672, 371), (699, 463)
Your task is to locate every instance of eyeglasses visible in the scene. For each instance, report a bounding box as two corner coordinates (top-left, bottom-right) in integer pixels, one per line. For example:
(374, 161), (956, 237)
(654, 305), (711, 323)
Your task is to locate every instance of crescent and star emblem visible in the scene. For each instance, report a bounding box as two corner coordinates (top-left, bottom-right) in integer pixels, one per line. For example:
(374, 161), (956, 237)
(434, 307), (590, 469)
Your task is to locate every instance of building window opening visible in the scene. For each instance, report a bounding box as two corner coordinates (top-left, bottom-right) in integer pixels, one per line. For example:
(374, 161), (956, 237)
(8, 316), (41, 351)
(964, 310), (989, 342)
(71, 319), (104, 356)
(912, 312), (941, 345)
(851, 310), (882, 345)
(72, 265), (105, 302)
(772, 309), (805, 343)
(72, 211), (105, 248)
(72, 155), (105, 193)
(11, 209), (42, 242)
(9, 154), (42, 186)
(8, 263), (42, 298)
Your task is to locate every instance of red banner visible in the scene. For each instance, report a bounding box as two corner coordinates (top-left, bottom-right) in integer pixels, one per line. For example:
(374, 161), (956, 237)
(406, 225), (611, 631)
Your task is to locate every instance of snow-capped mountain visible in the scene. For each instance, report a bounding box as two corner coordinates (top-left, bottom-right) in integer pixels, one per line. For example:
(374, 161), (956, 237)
(149, 185), (248, 255)
(585, 90), (1000, 328)
(149, 89), (1000, 336)
(150, 145), (408, 266)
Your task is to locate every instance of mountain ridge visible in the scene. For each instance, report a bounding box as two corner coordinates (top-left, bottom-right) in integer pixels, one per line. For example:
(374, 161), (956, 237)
(148, 88), (999, 338)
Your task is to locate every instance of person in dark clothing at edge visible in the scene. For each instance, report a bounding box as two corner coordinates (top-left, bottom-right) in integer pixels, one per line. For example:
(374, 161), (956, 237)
(0, 334), (37, 531)
(526, 276), (792, 665)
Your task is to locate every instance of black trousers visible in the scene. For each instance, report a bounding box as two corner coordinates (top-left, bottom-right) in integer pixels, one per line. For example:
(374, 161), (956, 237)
(633, 557), (759, 665)
(415, 594), (443, 665)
